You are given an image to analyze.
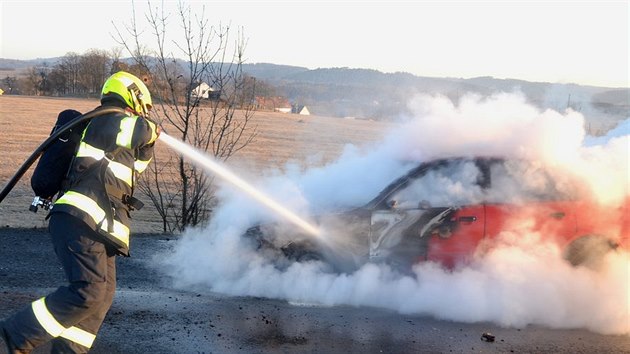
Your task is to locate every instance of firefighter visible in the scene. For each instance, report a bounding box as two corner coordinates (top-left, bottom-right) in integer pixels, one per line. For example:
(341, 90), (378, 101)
(1, 71), (160, 354)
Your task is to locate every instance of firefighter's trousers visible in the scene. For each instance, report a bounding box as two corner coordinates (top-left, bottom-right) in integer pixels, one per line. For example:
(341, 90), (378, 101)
(2, 213), (116, 353)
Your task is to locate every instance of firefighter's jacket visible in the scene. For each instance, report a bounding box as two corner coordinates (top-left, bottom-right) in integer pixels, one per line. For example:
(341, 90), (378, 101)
(52, 107), (158, 256)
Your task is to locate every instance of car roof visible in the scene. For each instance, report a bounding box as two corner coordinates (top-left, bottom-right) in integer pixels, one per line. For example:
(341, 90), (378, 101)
(363, 156), (506, 209)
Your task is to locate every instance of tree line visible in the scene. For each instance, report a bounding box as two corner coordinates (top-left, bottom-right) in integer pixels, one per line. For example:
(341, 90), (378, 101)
(2, 49), (127, 96)
(1, 49), (278, 106)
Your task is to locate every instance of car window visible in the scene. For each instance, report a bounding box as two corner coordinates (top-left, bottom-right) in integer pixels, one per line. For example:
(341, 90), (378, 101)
(383, 158), (573, 209)
(486, 160), (570, 202)
(387, 160), (486, 208)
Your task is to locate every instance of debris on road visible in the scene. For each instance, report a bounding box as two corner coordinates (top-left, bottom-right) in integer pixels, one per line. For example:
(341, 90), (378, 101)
(481, 332), (496, 342)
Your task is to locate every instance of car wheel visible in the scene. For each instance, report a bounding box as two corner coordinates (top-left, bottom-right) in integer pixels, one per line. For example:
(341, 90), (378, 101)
(563, 234), (618, 269)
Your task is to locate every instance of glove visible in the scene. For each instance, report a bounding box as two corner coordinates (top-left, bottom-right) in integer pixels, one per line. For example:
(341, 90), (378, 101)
(146, 119), (160, 144)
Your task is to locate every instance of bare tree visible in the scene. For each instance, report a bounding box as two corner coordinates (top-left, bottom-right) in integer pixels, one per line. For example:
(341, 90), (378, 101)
(110, 47), (129, 73)
(114, 1), (257, 232)
(77, 49), (111, 96)
(46, 69), (68, 96)
(24, 68), (41, 95)
(2, 76), (19, 94)
(59, 52), (82, 94)
(24, 66), (51, 95)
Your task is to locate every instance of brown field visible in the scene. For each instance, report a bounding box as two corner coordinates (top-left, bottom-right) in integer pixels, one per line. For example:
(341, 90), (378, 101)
(0, 95), (394, 232)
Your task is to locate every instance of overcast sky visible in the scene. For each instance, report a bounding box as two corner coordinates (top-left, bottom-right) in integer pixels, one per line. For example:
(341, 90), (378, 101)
(1, 1), (628, 88)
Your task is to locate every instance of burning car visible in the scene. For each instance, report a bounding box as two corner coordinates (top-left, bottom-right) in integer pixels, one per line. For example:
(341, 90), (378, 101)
(247, 157), (629, 272)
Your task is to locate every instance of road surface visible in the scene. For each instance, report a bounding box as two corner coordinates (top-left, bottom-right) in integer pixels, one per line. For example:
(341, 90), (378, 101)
(0, 227), (628, 353)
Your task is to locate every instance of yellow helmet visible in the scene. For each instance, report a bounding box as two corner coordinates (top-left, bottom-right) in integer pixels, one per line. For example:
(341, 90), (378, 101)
(101, 71), (152, 117)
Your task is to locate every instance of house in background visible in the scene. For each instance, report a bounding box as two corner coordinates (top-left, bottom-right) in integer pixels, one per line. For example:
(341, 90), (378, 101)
(275, 106), (292, 113)
(191, 82), (221, 100)
(291, 104), (310, 115)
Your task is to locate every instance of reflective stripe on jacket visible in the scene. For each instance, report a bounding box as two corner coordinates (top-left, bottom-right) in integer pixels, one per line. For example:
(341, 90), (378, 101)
(52, 106), (158, 256)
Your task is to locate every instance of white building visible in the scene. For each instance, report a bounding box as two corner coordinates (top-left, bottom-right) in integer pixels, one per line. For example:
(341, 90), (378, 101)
(292, 104), (310, 115)
(191, 82), (214, 99)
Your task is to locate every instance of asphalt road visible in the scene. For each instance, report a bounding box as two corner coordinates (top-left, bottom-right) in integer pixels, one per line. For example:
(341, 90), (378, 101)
(0, 227), (628, 354)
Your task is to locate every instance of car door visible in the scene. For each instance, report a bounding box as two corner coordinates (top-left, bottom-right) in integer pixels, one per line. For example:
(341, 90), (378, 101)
(482, 159), (577, 248)
(369, 208), (433, 262)
(367, 158), (488, 269)
(484, 201), (577, 247)
(425, 204), (486, 269)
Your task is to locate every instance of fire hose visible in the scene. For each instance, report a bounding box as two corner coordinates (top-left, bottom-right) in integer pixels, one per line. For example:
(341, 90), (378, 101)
(1, 108), (322, 238)
(0, 106), (127, 205)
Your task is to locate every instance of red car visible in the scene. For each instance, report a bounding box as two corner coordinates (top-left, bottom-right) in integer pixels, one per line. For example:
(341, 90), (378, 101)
(250, 157), (628, 272)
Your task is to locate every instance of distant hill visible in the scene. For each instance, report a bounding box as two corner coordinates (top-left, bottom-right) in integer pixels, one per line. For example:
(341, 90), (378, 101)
(238, 63), (628, 133)
(1, 57), (627, 134)
(239, 63), (310, 81)
(0, 58), (61, 72)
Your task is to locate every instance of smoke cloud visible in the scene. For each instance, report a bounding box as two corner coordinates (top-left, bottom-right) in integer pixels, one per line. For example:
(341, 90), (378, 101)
(157, 92), (629, 335)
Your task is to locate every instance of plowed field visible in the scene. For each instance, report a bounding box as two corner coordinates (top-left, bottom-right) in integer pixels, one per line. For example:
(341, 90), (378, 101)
(0, 95), (392, 232)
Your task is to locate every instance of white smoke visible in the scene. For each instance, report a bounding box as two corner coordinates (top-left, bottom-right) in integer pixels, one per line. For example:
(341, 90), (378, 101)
(157, 92), (629, 335)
